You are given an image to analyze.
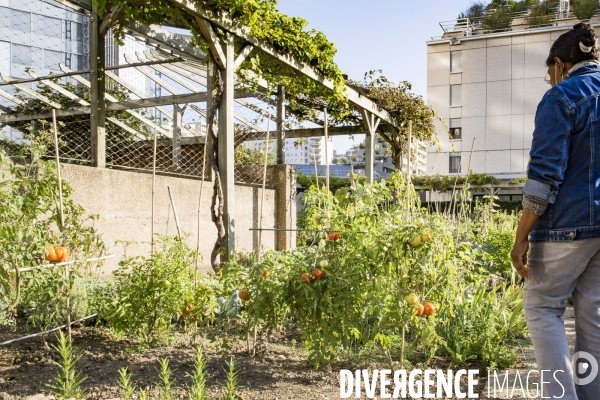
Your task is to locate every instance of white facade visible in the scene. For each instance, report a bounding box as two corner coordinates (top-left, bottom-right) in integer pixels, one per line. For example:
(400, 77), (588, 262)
(244, 136), (333, 165)
(426, 28), (571, 178)
(0, 0), (88, 80)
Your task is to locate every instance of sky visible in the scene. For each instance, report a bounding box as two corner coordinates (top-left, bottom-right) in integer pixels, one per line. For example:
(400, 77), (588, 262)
(276, 0), (475, 152)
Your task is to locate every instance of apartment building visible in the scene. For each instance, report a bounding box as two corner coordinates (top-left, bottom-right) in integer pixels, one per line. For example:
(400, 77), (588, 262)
(425, 4), (595, 179)
(243, 136), (333, 165)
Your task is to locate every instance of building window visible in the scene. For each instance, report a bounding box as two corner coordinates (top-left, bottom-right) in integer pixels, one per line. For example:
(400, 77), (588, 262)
(449, 154), (461, 173)
(44, 50), (62, 70)
(9, 9), (30, 33)
(450, 51), (462, 73)
(33, 15), (62, 39)
(449, 118), (462, 140)
(450, 85), (461, 106)
(12, 44), (31, 65)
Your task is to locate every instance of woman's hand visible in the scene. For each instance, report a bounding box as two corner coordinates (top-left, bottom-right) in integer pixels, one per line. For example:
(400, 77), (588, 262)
(511, 239), (531, 279)
(511, 209), (541, 280)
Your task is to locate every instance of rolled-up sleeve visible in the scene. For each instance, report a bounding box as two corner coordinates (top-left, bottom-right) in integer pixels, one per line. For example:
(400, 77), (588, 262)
(523, 92), (572, 208)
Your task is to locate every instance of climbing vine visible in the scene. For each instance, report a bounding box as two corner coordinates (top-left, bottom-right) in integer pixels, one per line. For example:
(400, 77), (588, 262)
(94, 0), (349, 120)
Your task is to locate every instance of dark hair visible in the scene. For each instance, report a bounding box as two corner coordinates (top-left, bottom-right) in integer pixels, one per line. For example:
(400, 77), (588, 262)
(546, 23), (599, 66)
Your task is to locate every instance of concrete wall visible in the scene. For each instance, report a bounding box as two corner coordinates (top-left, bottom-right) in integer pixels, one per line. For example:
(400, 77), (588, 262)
(426, 29), (568, 178)
(61, 164), (280, 276)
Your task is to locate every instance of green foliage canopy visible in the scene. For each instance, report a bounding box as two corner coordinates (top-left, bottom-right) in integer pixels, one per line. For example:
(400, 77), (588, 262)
(93, 0), (351, 121)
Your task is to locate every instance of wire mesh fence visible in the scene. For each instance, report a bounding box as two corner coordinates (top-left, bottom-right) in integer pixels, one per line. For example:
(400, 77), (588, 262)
(0, 0), (285, 188)
(232, 92), (278, 188)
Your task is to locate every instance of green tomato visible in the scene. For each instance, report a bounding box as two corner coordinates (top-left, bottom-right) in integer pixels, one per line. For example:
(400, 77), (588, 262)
(360, 293), (368, 301)
(279, 272), (288, 281)
(405, 293), (419, 305)
(319, 259), (329, 268)
(410, 235), (422, 247)
(415, 218), (425, 227)
(161, 280), (171, 288)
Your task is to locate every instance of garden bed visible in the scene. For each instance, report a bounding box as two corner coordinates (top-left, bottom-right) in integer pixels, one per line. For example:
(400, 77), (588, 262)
(0, 311), (575, 400)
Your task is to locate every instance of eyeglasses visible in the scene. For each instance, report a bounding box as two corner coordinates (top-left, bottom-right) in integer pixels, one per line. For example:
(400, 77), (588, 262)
(544, 73), (551, 85)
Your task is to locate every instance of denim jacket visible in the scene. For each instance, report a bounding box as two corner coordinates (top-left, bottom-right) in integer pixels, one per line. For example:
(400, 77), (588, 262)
(524, 63), (600, 242)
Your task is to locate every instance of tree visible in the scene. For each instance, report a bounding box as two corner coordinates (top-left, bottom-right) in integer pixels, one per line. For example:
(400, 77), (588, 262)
(526, 0), (558, 27)
(332, 157), (340, 164)
(458, 1), (488, 19)
(482, 7), (514, 31)
(352, 155), (358, 162)
(341, 156), (349, 164)
(572, 0), (599, 20)
(348, 71), (442, 170)
(512, 0), (537, 13)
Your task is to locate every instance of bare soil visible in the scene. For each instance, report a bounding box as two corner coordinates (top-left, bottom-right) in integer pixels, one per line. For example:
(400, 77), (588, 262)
(0, 308), (577, 400)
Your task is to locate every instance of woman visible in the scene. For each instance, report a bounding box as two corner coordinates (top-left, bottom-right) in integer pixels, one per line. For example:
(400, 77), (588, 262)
(511, 23), (600, 400)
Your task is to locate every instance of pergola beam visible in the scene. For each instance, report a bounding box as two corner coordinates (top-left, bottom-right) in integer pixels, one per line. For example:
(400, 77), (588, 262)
(249, 125), (365, 140)
(145, 50), (299, 130)
(167, 0), (394, 125)
(0, 73), (62, 109)
(104, 69), (199, 136)
(0, 92), (210, 123)
(195, 17), (227, 69)
(234, 44), (254, 69)
(125, 22), (208, 62)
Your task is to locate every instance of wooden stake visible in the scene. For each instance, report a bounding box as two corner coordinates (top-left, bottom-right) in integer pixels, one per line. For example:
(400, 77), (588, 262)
(257, 119), (271, 263)
(323, 107), (330, 195)
(151, 127), (157, 257)
(167, 186), (182, 239)
(52, 110), (70, 340)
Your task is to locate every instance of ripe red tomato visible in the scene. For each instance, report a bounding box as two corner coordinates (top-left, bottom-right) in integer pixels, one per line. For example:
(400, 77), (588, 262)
(301, 272), (312, 284)
(423, 302), (436, 316)
(313, 269), (323, 280)
(262, 270), (269, 278)
(327, 232), (340, 241)
(412, 304), (425, 317)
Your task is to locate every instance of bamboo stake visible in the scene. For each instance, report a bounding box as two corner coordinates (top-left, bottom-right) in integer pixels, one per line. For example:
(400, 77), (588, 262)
(18, 255), (116, 273)
(167, 186), (182, 239)
(257, 119), (271, 263)
(51, 110), (70, 340)
(312, 148), (319, 189)
(323, 107), (330, 195)
(194, 134), (209, 288)
(400, 325), (406, 369)
(405, 121), (412, 220)
(0, 314), (98, 346)
(151, 127), (157, 257)
(460, 138), (477, 240)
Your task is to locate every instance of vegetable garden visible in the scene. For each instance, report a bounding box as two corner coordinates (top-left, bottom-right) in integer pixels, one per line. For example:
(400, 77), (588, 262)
(0, 0), (532, 398)
(0, 149), (528, 398)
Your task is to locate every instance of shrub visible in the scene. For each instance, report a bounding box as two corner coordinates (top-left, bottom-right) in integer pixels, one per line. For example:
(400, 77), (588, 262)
(572, 0), (599, 20)
(526, 0), (558, 27)
(482, 7), (514, 31)
(458, 1), (488, 19)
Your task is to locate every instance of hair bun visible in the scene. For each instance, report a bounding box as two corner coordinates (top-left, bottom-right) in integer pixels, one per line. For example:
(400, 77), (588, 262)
(574, 22), (597, 47)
